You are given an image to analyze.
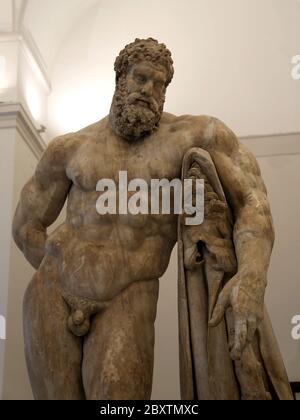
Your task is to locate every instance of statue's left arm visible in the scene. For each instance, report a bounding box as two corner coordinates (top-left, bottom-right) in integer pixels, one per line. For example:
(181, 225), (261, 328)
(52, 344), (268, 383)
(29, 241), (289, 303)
(203, 118), (275, 360)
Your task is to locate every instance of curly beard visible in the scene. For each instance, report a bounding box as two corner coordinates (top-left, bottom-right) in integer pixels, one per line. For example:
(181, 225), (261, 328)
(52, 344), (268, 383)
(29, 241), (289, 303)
(109, 77), (165, 142)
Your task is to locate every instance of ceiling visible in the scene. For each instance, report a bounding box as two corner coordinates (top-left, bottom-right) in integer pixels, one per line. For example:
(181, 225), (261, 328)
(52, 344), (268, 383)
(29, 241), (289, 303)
(0, 0), (27, 32)
(0, 0), (101, 75)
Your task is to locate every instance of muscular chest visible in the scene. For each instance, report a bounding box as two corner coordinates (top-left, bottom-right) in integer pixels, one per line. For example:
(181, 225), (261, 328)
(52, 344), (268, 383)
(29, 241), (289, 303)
(66, 129), (194, 191)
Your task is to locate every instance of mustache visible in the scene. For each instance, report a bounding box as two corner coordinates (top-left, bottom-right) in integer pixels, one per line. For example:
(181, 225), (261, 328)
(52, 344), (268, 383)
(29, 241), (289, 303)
(127, 93), (159, 113)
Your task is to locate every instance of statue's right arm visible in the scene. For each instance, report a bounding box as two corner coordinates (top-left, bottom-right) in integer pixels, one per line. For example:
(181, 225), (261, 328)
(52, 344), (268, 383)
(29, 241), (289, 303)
(12, 136), (72, 269)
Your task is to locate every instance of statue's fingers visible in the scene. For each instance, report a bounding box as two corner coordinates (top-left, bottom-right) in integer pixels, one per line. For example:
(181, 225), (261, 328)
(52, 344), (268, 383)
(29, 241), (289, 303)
(246, 316), (257, 344)
(209, 288), (230, 327)
(230, 316), (247, 361)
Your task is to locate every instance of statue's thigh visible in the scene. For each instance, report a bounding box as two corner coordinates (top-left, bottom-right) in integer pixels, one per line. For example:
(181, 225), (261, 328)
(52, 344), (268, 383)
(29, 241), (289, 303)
(82, 279), (159, 400)
(23, 258), (84, 400)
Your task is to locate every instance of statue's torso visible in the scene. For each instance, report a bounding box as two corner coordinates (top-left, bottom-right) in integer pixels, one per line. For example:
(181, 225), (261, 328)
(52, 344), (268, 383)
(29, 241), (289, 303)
(46, 113), (210, 302)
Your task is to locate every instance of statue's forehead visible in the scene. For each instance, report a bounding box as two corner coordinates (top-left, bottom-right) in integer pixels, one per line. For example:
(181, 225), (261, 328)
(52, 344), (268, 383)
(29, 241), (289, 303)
(129, 61), (167, 80)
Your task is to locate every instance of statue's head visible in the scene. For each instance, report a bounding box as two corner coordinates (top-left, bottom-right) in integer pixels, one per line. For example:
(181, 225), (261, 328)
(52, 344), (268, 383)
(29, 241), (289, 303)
(109, 38), (174, 141)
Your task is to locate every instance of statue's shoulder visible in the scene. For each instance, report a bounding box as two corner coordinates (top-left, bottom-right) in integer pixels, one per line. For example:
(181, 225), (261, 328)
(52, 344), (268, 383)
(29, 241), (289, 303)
(160, 112), (202, 131)
(185, 114), (240, 154)
(159, 113), (239, 155)
(161, 112), (214, 129)
(45, 117), (108, 163)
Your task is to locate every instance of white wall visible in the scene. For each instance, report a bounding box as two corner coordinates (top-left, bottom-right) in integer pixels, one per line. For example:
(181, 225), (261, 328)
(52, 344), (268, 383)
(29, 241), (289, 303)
(152, 248), (180, 400)
(0, 104), (46, 400)
(0, 39), (19, 102)
(23, 0), (100, 76)
(2, 131), (37, 400)
(0, 0), (13, 32)
(0, 33), (50, 132)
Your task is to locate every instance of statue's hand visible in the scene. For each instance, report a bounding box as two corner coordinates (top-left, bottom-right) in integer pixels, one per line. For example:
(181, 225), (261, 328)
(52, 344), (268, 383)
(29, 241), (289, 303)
(208, 272), (266, 361)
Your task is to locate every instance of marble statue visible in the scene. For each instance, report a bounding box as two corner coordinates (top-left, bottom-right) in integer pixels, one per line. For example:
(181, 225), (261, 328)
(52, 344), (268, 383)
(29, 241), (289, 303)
(12, 38), (293, 400)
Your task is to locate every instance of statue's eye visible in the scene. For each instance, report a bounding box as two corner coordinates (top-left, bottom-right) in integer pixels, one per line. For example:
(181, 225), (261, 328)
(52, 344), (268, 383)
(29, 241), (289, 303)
(136, 74), (146, 84)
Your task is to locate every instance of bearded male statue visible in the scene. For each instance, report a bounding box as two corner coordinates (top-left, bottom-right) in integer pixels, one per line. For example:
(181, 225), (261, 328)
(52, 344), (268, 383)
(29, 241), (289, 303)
(12, 38), (293, 400)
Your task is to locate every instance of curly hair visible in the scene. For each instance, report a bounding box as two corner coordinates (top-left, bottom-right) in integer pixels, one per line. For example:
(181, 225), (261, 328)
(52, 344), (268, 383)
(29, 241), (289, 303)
(114, 38), (174, 86)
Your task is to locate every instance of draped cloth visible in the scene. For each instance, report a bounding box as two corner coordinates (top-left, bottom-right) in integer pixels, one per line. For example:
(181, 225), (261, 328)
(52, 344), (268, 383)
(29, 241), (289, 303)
(178, 147), (293, 400)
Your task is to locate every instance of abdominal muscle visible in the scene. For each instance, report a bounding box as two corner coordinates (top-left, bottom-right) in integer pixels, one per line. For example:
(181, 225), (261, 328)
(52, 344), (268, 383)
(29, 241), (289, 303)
(45, 218), (176, 304)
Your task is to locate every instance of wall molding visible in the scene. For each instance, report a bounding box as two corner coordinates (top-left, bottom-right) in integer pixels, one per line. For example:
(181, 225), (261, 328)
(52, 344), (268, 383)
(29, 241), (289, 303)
(0, 102), (46, 158)
(13, 0), (29, 32)
(20, 27), (51, 93)
(240, 132), (300, 158)
(0, 29), (51, 94)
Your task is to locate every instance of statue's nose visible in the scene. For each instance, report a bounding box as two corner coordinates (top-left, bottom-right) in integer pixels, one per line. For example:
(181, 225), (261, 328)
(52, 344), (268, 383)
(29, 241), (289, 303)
(141, 80), (153, 96)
